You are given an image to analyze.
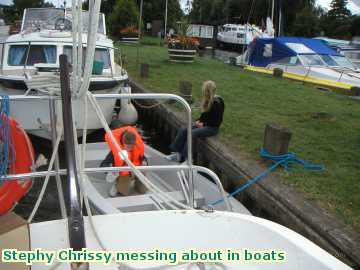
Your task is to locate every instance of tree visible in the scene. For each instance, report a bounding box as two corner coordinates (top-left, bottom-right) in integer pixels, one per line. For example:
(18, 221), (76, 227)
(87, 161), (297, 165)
(320, 0), (352, 38)
(292, 5), (321, 37)
(327, 0), (351, 19)
(107, 0), (139, 35)
(6, 0), (47, 22)
(350, 16), (360, 36)
(132, 0), (182, 31)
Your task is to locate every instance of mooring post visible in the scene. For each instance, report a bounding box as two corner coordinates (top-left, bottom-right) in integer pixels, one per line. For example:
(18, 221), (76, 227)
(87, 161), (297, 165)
(263, 123), (292, 155)
(273, 68), (284, 78)
(179, 80), (192, 103)
(350, 86), (360, 96)
(140, 63), (149, 78)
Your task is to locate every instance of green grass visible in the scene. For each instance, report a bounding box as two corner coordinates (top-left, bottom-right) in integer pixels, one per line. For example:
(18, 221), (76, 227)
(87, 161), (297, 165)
(118, 43), (360, 232)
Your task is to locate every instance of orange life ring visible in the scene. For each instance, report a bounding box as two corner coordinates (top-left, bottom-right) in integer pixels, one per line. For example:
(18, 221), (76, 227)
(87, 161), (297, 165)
(0, 117), (35, 215)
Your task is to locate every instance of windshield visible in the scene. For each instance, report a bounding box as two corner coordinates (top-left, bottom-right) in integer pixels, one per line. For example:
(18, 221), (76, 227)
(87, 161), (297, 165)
(298, 54), (325, 66)
(331, 55), (355, 69)
(63, 46), (110, 69)
(320, 55), (338, 66)
(8, 45), (57, 66)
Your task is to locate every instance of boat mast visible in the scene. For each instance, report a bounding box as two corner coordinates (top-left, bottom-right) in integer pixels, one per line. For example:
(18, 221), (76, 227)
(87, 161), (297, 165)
(164, 0), (168, 38)
(59, 54), (88, 270)
(278, 0), (283, 37)
(271, 0), (275, 22)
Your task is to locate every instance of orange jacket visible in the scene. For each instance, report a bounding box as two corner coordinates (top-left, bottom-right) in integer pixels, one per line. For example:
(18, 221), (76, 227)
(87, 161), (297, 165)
(105, 126), (145, 176)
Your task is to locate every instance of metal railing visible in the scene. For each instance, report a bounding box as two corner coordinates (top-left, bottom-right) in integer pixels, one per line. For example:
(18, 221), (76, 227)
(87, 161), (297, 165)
(0, 93), (232, 211)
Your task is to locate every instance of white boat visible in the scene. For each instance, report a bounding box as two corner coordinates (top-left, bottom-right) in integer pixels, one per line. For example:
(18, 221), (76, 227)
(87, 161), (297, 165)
(315, 37), (360, 69)
(0, 8), (128, 140)
(0, 4), (354, 270)
(217, 19), (274, 49)
(240, 37), (360, 88)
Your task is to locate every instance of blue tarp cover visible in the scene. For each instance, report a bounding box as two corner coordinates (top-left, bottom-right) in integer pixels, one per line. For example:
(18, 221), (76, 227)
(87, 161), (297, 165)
(248, 37), (340, 67)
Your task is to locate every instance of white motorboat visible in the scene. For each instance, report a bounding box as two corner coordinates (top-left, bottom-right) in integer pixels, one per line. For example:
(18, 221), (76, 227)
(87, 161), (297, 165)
(0, 8), (128, 140)
(240, 37), (360, 88)
(217, 19), (274, 49)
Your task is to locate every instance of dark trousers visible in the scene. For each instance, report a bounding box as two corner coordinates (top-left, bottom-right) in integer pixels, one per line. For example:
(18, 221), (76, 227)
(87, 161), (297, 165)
(170, 125), (218, 161)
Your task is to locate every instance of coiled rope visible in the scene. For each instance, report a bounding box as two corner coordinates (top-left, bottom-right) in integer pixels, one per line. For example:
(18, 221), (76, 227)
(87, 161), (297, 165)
(209, 148), (325, 206)
(0, 95), (14, 180)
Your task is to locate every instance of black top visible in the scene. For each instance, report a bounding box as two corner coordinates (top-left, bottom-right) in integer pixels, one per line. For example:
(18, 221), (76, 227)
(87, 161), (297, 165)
(198, 96), (225, 128)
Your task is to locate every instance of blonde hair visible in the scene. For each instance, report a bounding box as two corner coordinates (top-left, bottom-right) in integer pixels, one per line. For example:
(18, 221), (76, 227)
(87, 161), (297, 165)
(201, 80), (216, 112)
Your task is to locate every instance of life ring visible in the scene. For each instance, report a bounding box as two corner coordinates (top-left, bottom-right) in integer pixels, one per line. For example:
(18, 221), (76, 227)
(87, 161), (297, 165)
(0, 117), (35, 215)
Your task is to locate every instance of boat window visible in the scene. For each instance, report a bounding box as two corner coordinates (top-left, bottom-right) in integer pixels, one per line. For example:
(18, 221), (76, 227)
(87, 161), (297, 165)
(276, 56), (300, 65)
(344, 51), (360, 60)
(289, 56), (300, 65)
(298, 54), (325, 66)
(237, 33), (244, 38)
(331, 55), (355, 69)
(231, 28), (237, 31)
(63, 46), (110, 69)
(320, 55), (338, 66)
(8, 45), (57, 66)
(286, 43), (314, 54)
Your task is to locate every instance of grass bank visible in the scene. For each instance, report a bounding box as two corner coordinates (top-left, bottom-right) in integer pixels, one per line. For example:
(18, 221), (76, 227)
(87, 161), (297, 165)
(117, 42), (360, 232)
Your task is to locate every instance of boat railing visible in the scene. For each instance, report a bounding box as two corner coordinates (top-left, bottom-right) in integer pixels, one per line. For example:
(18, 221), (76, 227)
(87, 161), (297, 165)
(0, 93), (232, 211)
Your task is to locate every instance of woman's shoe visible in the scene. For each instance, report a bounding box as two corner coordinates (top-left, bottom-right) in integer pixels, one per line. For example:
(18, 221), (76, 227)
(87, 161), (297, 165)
(106, 172), (118, 183)
(165, 152), (180, 162)
(109, 183), (118, 197)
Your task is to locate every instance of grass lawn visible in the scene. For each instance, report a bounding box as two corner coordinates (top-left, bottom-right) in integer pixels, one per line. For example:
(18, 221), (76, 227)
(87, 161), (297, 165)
(117, 42), (360, 233)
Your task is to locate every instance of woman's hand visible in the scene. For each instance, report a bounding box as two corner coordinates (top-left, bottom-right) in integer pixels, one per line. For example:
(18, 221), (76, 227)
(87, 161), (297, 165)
(195, 121), (204, 128)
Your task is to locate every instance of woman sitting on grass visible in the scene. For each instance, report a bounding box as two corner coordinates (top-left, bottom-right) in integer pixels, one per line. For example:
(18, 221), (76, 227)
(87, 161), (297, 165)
(166, 80), (225, 163)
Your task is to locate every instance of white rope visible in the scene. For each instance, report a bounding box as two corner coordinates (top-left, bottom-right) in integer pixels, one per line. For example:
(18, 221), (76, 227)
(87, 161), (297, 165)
(71, 0), (79, 94)
(77, 0), (83, 81)
(86, 92), (190, 209)
(27, 125), (63, 223)
(77, 0), (102, 97)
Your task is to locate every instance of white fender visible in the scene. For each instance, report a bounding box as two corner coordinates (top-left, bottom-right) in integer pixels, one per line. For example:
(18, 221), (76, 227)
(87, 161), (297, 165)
(117, 86), (138, 125)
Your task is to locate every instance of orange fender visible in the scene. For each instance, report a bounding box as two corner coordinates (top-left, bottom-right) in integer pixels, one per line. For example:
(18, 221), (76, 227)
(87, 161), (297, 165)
(0, 117), (35, 215)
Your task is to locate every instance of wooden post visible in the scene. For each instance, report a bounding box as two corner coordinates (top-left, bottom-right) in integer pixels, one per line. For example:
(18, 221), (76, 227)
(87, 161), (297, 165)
(263, 123), (292, 155)
(179, 80), (192, 103)
(273, 68), (283, 78)
(350, 86), (360, 96)
(229, 57), (237, 66)
(140, 63), (149, 78)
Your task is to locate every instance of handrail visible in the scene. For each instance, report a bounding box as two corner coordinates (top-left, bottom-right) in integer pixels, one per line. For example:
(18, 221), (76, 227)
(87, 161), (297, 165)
(0, 165), (232, 211)
(59, 54), (87, 255)
(0, 93), (232, 210)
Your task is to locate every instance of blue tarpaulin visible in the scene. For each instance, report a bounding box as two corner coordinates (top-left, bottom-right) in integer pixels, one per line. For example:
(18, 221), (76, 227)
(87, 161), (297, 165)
(248, 37), (340, 67)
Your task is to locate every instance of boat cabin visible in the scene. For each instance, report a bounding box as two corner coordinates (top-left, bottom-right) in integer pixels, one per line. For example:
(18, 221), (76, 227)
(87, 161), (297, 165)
(0, 8), (121, 90)
(247, 37), (357, 70)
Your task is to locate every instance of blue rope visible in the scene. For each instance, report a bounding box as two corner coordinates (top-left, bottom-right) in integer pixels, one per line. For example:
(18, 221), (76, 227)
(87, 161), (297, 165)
(0, 95), (13, 181)
(209, 148), (325, 207)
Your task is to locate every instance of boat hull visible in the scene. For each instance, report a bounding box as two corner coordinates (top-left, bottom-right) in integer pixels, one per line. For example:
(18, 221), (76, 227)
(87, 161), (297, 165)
(0, 83), (124, 140)
(28, 210), (352, 269)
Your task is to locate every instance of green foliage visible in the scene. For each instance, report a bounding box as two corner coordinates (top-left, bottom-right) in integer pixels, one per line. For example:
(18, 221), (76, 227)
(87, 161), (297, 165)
(350, 16), (360, 36)
(108, 0), (139, 36)
(4, 0), (49, 22)
(328, 0), (351, 19)
(188, 0), (357, 38)
(134, 0), (183, 31)
(320, 0), (352, 39)
(292, 5), (321, 37)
